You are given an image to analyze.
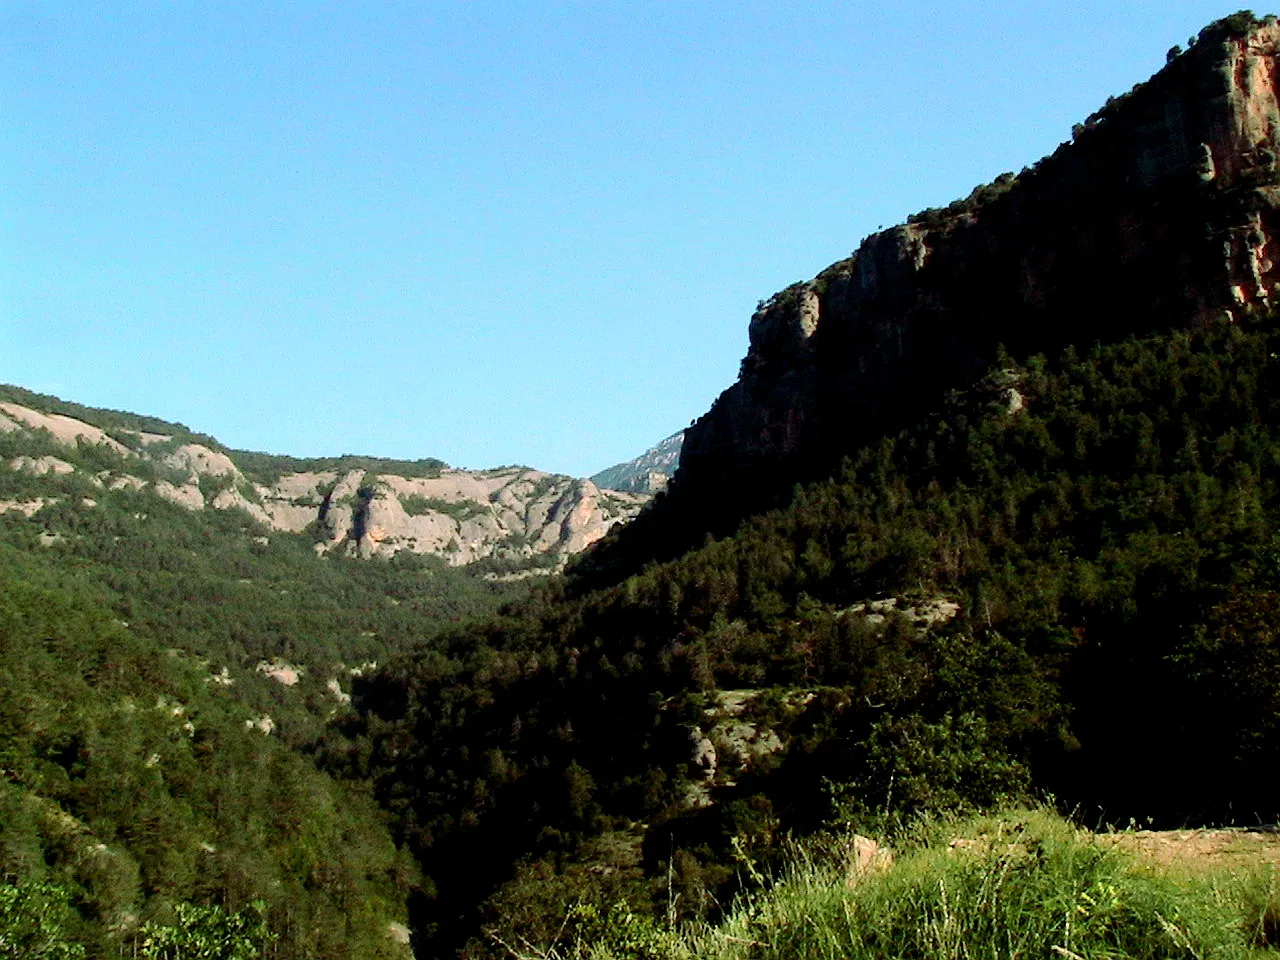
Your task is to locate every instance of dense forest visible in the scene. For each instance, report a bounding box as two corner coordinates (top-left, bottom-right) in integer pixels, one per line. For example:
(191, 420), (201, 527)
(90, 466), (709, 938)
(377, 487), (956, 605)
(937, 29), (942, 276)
(319, 314), (1280, 956)
(0, 407), (533, 957)
(0, 565), (409, 958)
(10, 312), (1280, 957)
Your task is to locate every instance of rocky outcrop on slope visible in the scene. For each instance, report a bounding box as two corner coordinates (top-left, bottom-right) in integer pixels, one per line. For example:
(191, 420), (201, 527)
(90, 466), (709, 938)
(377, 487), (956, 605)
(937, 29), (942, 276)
(0, 399), (648, 568)
(679, 14), (1280, 491)
(312, 467), (642, 563)
(0, 401), (133, 454)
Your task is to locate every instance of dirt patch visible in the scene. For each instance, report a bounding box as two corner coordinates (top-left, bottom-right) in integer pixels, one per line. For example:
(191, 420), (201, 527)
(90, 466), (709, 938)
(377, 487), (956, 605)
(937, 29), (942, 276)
(1105, 828), (1280, 872)
(257, 660), (302, 686)
(0, 498), (54, 517)
(842, 596), (961, 628)
(129, 430), (171, 445)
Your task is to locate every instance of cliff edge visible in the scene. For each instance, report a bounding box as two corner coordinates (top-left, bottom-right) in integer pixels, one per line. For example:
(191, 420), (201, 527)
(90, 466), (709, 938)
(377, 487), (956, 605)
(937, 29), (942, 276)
(678, 14), (1280, 493)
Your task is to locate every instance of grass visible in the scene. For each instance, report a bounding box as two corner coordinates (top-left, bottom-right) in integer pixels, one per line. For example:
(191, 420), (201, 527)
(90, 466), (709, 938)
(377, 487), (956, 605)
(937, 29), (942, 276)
(569, 809), (1280, 960)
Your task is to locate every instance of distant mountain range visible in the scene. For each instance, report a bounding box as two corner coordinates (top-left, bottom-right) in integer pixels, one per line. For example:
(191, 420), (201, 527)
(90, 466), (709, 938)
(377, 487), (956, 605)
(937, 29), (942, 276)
(590, 430), (683, 493)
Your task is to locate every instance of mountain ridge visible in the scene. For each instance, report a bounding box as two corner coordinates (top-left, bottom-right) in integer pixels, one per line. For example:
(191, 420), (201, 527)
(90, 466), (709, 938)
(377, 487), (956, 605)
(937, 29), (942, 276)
(0, 383), (648, 570)
(677, 11), (1280, 503)
(590, 430), (684, 493)
(570, 12), (1280, 591)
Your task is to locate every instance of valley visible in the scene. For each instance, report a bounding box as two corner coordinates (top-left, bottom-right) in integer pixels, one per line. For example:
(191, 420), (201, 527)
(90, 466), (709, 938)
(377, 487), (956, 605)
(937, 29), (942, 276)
(10, 11), (1280, 960)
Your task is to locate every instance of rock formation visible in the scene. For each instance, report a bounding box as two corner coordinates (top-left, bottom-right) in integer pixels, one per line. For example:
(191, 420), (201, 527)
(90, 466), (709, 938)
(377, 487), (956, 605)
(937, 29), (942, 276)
(679, 15), (1280, 491)
(0, 399), (648, 569)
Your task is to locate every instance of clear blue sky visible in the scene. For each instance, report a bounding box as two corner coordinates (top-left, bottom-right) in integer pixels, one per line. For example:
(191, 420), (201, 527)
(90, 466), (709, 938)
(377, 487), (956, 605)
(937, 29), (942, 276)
(0, 1), (1242, 476)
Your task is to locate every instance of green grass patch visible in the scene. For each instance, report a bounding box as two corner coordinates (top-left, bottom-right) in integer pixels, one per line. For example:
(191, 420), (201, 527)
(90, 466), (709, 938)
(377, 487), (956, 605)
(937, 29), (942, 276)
(565, 809), (1280, 959)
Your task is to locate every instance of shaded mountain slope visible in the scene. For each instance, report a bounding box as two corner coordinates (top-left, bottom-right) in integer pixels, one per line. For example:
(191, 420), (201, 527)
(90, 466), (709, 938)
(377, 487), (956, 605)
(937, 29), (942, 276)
(328, 16), (1280, 956)
(578, 12), (1280, 589)
(346, 318), (1280, 956)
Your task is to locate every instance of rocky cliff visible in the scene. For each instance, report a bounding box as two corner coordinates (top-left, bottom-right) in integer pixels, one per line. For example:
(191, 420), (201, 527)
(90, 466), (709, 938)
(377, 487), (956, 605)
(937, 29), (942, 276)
(0, 396), (647, 568)
(679, 14), (1280, 491)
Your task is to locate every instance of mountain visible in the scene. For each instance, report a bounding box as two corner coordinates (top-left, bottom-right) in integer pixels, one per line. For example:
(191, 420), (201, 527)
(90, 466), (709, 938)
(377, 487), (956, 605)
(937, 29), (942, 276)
(368, 313), (1280, 958)
(572, 11), (1280, 590)
(329, 14), (1280, 958)
(0, 385), (647, 571)
(0, 384), (654, 956)
(13, 13), (1280, 960)
(590, 431), (684, 493)
(677, 12), (1280, 506)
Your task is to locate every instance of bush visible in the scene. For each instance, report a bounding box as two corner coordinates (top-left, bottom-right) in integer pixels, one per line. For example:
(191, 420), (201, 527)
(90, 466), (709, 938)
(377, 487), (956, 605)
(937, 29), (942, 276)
(400, 494), (487, 522)
(137, 901), (273, 960)
(0, 879), (86, 959)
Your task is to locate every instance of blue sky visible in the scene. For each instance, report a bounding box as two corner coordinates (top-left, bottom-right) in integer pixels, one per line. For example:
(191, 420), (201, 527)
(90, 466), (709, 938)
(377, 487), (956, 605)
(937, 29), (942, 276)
(0, 1), (1242, 476)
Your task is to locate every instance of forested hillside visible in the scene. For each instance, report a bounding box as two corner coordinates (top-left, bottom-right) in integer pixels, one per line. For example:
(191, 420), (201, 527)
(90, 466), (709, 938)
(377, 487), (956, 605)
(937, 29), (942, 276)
(0, 396), (540, 957)
(12, 13), (1280, 960)
(0, 553), (414, 958)
(330, 316), (1280, 955)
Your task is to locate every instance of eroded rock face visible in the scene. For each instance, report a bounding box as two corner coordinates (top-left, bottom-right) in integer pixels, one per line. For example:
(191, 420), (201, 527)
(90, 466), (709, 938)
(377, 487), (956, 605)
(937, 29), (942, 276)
(0, 402), (131, 454)
(10, 456), (75, 476)
(0, 400), (649, 568)
(162, 444), (240, 478)
(153, 479), (205, 511)
(680, 20), (1280, 490)
(328, 470), (645, 566)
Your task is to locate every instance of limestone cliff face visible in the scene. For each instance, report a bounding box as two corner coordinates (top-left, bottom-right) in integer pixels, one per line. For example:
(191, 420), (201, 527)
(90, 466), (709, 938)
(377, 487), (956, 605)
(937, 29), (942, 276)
(680, 17), (1280, 488)
(0, 401), (648, 569)
(317, 468), (643, 564)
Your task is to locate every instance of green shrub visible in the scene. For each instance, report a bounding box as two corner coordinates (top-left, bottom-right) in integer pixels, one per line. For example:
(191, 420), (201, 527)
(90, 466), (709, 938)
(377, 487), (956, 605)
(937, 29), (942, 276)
(1198, 11), (1260, 44)
(515, 900), (680, 960)
(137, 901), (273, 960)
(0, 879), (86, 959)
(400, 494), (487, 522)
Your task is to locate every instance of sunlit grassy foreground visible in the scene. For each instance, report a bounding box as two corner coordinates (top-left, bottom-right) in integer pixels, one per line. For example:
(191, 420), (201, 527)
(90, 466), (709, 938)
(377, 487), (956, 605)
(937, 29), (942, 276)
(570, 810), (1280, 960)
